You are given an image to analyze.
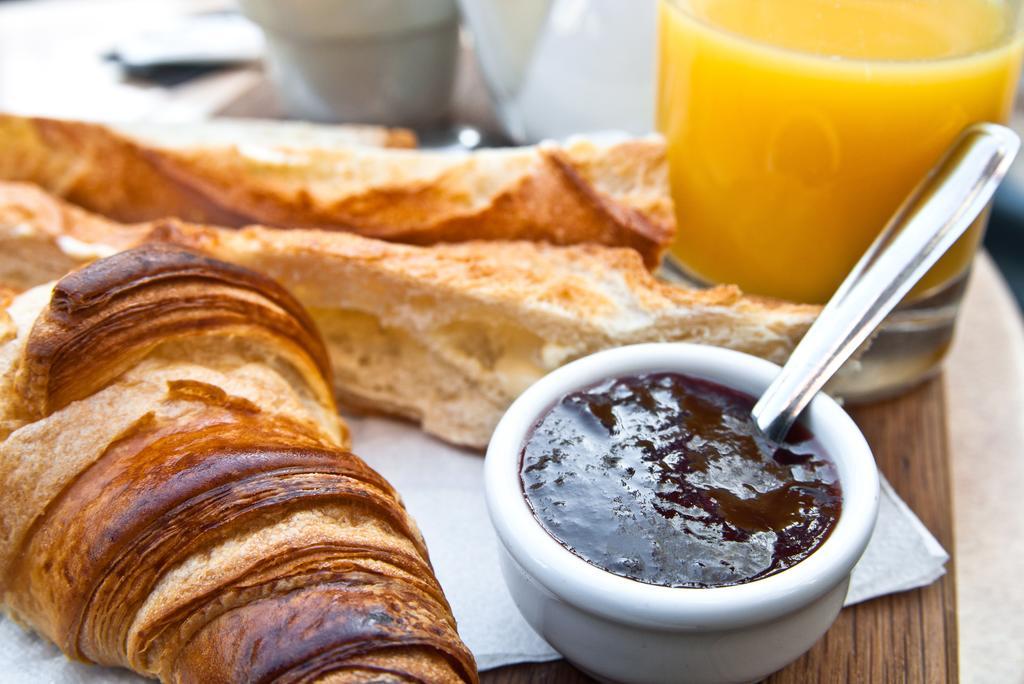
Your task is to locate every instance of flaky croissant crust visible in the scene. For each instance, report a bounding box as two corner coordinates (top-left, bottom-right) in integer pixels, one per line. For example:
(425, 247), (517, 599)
(0, 245), (477, 683)
(17, 244), (334, 419)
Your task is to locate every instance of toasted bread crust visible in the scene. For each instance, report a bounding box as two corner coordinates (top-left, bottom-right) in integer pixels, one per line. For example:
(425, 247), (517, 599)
(0, 183), (816, 448)
(0, 115), (675, 266)
(0, 114), (256, 225)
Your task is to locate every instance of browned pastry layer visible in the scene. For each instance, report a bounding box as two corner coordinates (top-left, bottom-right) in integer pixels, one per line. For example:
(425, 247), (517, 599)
(0, 246), (477, 682)
(0, 114), (675, 267)
(174, 579), (467, 683)
(19, 244), (333, 417)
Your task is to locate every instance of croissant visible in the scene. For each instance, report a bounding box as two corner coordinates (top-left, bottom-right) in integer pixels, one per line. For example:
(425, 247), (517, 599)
(0, 244), (477, 682)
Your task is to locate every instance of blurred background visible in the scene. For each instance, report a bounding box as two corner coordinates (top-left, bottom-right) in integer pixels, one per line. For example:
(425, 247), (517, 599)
(0, 0), (1021, 308)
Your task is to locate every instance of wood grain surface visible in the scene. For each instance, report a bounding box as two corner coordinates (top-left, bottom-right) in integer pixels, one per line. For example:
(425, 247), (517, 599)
(482, 376), (957, 683)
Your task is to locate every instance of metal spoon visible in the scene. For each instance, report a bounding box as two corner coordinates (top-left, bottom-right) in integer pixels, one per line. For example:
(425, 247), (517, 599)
(752, 123), (1020, 444)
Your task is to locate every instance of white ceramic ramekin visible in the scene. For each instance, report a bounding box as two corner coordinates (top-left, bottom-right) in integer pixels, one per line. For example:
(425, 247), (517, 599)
(485, 343), (879, 684)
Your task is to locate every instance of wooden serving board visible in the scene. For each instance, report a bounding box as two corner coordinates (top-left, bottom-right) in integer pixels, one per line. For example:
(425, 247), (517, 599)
(482, 376), (958, 683)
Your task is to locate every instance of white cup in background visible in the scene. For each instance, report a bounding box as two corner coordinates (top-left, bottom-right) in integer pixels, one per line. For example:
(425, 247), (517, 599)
(458, 0), (657, 144)
(238, 0), (459, 127)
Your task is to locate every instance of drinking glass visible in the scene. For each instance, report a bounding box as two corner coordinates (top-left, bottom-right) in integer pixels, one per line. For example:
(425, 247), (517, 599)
(656, 0), (1024, 399)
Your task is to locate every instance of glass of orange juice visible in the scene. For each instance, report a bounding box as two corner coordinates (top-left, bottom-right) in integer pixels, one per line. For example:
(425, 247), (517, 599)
(657, 0), (1023, 399)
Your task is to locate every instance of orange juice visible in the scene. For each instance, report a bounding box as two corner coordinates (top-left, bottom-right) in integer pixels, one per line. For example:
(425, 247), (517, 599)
(657, 0), (1023, 304)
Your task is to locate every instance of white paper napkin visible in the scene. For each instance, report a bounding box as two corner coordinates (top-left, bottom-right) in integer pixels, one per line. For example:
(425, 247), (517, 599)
(0, 415), (948, 680)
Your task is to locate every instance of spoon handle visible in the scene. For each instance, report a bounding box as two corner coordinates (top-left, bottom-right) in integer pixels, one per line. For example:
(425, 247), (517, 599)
(752, 123), (1020, 443)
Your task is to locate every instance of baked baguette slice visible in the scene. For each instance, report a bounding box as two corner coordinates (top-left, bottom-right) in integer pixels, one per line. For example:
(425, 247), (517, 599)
(0, 113), (674, 266)
(0, 113), (411, 226)
(0, 182), (817, 448)
(0, 244), (476, 683)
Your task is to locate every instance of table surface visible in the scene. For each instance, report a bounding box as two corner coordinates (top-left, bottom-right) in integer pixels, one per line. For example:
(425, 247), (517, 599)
(1, 1), (1023, 681)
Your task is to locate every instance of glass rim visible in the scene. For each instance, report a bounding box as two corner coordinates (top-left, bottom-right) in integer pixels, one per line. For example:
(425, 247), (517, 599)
(661, 0), (1024, 67)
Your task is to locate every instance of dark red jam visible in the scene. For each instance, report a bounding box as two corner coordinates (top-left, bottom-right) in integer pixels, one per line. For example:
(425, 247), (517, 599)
(520, 372), (842, 588)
